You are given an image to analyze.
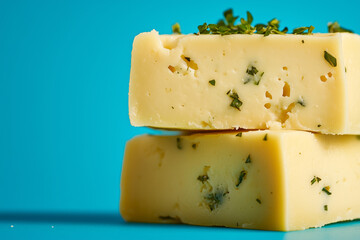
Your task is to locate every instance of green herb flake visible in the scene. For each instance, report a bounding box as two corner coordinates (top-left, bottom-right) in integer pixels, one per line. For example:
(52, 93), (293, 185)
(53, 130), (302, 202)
(198, 23), (210, 34)
(245, 154), (251, 163)
(209, 79), (216, 86)
(256, 198), (262, 204)
(263, 134), (268, 141)
(205, 189), (229, 211)
(302, 40), (305, 43)
(322, 186), (332, 195)
(328, 22), (353, 33)
(297, 98), (306, 107)
(230, 98), (242, 110)
(317, 124), (322, 127)
(236, 132), (243, 137)
(176, 137), (183, 150)
(311, 176), (322, 185)
(236, 170), (247, 187)
(197, 174), (209, 183)
(244, 65), (264, 85)
(246, 66), (258, 76)
(192, 143), (198, 149)
(324, 51), (337, 67)
(324, 205), (328, 211)
(227, 89), (243, 111)
(172, 23), (181, 34)
(292, 26), (314, 35)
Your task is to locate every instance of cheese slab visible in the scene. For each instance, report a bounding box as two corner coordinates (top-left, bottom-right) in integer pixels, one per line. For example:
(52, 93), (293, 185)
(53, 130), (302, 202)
(120, 131), (360, 231)
(129, 31), (360, 134)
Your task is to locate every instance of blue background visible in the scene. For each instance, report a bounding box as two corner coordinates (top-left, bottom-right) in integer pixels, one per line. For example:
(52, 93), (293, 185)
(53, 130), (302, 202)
(1, 0), (360, 239)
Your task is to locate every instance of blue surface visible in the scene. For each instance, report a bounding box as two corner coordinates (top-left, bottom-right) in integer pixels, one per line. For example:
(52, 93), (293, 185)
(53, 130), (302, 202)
(1, 0), (360, 239)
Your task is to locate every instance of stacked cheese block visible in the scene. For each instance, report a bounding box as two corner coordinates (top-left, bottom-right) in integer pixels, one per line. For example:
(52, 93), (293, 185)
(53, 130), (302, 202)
(120, 30), (360, 231)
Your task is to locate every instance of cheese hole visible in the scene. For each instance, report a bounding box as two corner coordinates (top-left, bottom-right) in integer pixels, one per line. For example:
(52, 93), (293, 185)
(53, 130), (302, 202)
(264, 103), (271, 109)
(280, 102), (296, 124)
(320, 75), (327, 82)
(282, 82), (290, 97)
(328, 72), (333, 77)
(283, 66), (288, 71)
(161, 38), (177, 50)
(168, 65), (176, 73)
(265, 91), (272, 99)
(181, 55), (198, 70)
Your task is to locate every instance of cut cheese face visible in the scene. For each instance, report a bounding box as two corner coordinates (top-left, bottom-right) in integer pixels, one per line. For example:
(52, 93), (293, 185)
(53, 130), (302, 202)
(120, 131), (360, 231)
(129, 31), (360, 134)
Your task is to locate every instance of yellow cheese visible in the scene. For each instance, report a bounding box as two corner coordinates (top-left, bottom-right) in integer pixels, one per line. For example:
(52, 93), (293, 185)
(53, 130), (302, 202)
(120, 131), (360, 231)
(129, 31), (360, 134)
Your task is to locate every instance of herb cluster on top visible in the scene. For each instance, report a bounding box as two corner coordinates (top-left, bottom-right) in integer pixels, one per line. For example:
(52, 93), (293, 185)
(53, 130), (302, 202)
(172, 9), (353, 36)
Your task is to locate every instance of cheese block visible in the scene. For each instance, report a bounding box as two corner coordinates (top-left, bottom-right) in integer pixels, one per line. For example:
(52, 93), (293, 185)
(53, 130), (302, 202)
(129, 31), (360, 134)
(120, 131), (360, 231)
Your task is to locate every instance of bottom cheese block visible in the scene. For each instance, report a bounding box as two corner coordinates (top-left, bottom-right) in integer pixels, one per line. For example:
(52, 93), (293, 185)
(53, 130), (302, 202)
(120, 130), (360, 231)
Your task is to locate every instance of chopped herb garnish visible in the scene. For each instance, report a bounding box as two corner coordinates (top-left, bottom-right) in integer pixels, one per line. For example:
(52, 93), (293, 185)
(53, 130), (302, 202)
(292, 26), (314, 35)
(209, 79), (216, 86)
(322, 186), (332, 195)
(194, 9), (301, 36)
(172, 23), (181, 34)
(324, 205), (328, 211)
(192, 143), (198, 149)
(297, 98), (306, 107)
(311, 176), (322, 185)
(263, 134), (268, 141)
(328, 22), (353, 33)
(227, 89), (243, 111)
(236, 132), (243, 137)
(176, 137), (183, 150)
(245, 154), (251, 163)
(244, 65), (264, 85)
(197, 174), (209, 183)
(230, 98), (242, 110)
(256, 198), (262, 204)
(204, 189), (229, 211)
(246, 66), (258, 75)
(198, 23), (210, 34)
(324, 51), (337, 67)
(302, 40), (305, 43)
(177, 9), (358, 37)
(317, 124), (322, 127)
(236, 170), (247, 187)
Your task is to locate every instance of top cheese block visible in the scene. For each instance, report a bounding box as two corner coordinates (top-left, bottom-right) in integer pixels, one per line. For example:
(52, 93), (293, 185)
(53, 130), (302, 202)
(129, 31), (360, 134)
